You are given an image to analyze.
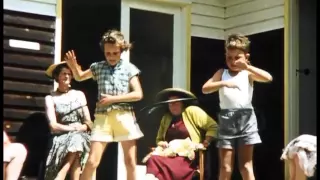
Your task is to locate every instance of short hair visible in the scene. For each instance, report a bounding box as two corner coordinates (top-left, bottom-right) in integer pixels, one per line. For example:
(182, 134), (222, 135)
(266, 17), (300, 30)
(225, 33), (251, 53)
(100, 29), (132, 52)
(52, 63), (70, 82)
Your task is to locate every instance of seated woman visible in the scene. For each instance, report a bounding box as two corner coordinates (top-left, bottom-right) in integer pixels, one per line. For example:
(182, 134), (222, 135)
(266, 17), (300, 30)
(281, 134), (317, 180)
(145, 88), (218, 180)
(3, 131), (28, 180)
(44, 62), (93, 180)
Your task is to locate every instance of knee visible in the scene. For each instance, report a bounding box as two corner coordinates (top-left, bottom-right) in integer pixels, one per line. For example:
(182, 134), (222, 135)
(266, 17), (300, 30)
(86, 155), (100, 169)
(239, 162), (253, 174)
(220, 164), (233, 174)
(124, 156), (135, 168)
(12, 143), (27, 160)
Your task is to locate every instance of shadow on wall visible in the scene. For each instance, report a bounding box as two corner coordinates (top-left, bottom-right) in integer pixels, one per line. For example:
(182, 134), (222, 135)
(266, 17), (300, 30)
(16, 112), (51, 178)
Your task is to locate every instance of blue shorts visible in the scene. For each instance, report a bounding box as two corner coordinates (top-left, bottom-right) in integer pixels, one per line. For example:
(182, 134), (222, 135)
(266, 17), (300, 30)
(216, 108), (262, 149)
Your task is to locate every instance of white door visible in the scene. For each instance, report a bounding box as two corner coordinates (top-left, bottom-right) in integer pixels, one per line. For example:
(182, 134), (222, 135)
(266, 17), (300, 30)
(118, 0), (190, 179)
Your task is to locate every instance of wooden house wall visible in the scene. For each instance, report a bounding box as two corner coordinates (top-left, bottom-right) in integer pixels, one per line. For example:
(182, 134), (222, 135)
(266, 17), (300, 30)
(3, 9), (56, 176)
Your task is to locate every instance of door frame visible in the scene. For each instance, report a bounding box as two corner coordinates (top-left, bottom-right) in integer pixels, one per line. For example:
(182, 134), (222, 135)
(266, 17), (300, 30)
(284, 0), (299, 179)
(54, 0), (63, 90)
(119, 0), (191, 179)
(120, 0), (192, 90)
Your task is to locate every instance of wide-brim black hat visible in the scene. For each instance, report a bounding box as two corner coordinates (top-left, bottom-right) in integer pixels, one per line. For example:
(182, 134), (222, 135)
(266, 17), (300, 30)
(155, 88), (197, 103)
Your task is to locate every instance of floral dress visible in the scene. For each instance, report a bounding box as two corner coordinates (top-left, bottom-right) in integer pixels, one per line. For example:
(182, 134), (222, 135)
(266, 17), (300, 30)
(45, 90), (91, 180)
(281, 134), (317, 177)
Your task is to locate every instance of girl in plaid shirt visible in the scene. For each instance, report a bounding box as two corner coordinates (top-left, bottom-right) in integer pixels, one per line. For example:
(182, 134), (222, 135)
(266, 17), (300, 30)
(64, 29), (144, 180)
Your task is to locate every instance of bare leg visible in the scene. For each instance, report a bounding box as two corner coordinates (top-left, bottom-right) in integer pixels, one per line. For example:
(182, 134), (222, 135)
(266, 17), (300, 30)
(91, 169), (96, 180)
(238, 145), (255, 180)
(121, 140), (137, 180)
(218, 148), (235, 180)
(55, 152), (78, 180)
(294, 154), (307, 180)
(3, 163), (7, 180)
(5, 143), (27, 180)
(70, 153), (81, 180)
(288, 159), (296, 180)
(80, 141), (108, 180)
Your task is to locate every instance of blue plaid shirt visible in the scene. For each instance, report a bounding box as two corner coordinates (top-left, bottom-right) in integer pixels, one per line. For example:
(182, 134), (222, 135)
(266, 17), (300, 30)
(90, 59), (141, 114)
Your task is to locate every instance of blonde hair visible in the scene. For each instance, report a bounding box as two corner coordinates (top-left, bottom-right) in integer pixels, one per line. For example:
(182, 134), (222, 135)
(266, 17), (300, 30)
(225, 33), (250, 53)
(100, 29), (132, 52)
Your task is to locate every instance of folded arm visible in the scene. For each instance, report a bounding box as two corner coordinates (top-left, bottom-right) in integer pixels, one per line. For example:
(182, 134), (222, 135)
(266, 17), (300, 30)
(45, 95), (76, 132)
(202, 69), (225, 94)
(155, 116), (168, 146)
(78, 91), (93, 131)
(247, 65), (273, 83)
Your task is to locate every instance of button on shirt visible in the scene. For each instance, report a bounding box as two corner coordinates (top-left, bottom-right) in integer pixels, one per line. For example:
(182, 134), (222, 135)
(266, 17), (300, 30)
(90, 59), (141, 114)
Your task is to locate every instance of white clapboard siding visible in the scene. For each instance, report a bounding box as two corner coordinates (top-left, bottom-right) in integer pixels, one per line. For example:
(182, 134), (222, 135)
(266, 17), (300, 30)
(192, 14), (225, 29)
(191, 1), (225, 39)
(192, 0), (225, 7)
(225, 0), (255, 7)
(225, 0), (284, 18)
(191, 3), (225, 17)
(191, 26), (225, 39)
(225, 17), (284, 36)
(26, 0), (56, 4)
(5, 0), (285, 40)
(224, 0), (284, 37)
(225, 5), (284, 29)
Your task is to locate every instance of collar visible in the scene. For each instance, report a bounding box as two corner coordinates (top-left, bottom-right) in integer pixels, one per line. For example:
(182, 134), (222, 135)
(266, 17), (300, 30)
(104, 59), (123, 70)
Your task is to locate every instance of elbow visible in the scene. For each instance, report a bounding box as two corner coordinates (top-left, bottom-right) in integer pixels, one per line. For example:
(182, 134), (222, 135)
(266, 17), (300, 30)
(267, 75), (273, 82)
(134, 91), (143, 101)
(137, 92), (143, 101)
(74, 75), (83, 82)
(264, 74), (273, 83)
(49, 123), (59, 132)
(202, 86), (210, 94)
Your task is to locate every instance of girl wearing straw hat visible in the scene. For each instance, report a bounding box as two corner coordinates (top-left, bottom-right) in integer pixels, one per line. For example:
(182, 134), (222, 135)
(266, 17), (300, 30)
(44, 62), (92, 180)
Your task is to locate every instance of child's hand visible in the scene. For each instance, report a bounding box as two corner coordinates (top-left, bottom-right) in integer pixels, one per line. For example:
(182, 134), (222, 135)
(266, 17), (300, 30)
(157, 141), (169, 148)
(97, 94), (116, 107)
(234, 58), (249, 70)
(64, 50), (78, 69)
(223, 81), (239, 89)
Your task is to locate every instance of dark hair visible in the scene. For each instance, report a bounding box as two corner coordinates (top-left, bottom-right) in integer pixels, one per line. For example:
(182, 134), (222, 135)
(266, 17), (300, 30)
(52, 63), (70, 82)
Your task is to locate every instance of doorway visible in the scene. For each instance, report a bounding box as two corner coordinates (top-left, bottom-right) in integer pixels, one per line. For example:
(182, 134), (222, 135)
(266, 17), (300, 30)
(62, 0), (121, 179)
(119, 1), (191, 178)
(191, 29), (284, 180)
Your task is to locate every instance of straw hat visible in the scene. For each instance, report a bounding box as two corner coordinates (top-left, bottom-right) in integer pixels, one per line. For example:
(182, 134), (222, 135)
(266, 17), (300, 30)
(155, 88), (197, 102)
(45, 61), (67, 78)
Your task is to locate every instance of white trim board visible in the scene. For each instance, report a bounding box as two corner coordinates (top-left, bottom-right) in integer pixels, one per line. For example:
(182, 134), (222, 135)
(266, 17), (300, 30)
(4, 0), (56, 16)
